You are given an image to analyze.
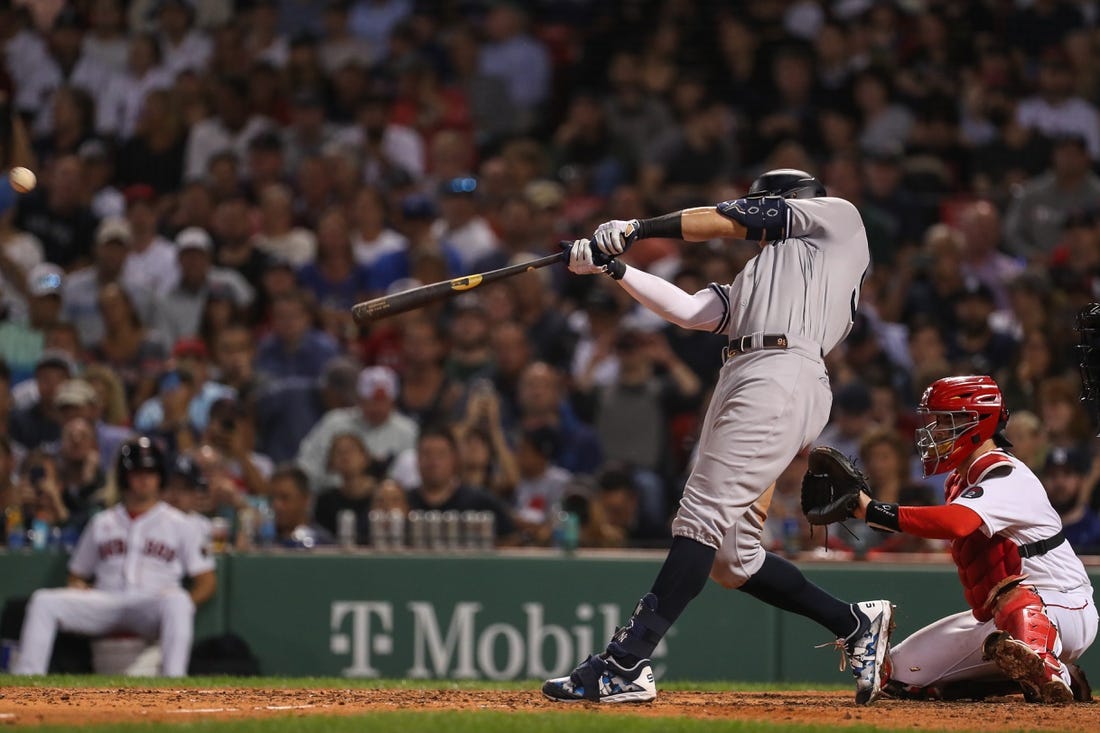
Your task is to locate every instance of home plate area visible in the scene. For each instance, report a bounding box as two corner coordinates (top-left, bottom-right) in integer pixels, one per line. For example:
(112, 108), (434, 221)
(0, 687), (1097, 730)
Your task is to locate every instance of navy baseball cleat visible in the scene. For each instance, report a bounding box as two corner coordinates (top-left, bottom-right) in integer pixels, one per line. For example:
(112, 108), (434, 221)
(842, 600), (895, 705)
(542, 652), (657, 703)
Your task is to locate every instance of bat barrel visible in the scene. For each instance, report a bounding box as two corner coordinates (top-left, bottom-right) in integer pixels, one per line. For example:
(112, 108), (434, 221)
(352, 248), (568, 323)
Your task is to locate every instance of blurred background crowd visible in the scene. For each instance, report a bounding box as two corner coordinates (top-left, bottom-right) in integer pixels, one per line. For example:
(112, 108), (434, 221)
(2, 0), (1100, 558)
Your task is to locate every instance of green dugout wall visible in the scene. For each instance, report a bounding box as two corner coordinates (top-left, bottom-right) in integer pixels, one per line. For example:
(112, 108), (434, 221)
(2, 551), (1096, 682)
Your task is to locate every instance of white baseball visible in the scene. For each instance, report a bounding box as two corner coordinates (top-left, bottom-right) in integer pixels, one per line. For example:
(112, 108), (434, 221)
(10, 166), (36, 194)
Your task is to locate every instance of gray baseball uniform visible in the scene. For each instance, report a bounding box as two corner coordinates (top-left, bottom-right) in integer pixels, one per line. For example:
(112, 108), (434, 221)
(664, 196), (869, 586)
(544, 186), (889, 706)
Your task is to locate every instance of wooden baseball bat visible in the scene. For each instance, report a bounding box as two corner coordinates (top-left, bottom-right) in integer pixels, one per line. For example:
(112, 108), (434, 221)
(352, 246), (569, 323)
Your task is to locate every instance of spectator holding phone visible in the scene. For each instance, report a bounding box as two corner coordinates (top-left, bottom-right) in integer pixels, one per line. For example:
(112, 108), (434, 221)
(16, 450), (70, 535)
(198, 396), (272, 496)
(54, 378), (133, 473)
(54, 416), (107, 532)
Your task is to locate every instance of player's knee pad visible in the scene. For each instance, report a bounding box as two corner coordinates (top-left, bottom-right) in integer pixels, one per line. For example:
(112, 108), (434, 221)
(716, 196), (790, 242)
(991, 583), (1059, 657)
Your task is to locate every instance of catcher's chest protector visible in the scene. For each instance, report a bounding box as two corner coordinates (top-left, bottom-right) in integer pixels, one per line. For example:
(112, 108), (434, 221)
(945, 453), (1023, 621)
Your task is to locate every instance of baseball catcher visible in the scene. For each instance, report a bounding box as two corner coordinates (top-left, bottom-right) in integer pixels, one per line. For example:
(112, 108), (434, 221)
(805, 376), (1097, 703)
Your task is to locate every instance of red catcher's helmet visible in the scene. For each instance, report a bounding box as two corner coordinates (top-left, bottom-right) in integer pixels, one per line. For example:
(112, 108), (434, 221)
(916, 376), (1009, 476)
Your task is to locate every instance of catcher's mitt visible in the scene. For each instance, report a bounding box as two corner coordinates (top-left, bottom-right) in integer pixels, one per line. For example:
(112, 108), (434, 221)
(801, 446), (871, 525)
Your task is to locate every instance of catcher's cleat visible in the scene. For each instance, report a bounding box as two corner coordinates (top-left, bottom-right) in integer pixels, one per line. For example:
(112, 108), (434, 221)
(1068, 663), (1092, 702)
(983, 631), (1074, 704)
(542, 652), (656, 704)
(842, 600), (895, 705)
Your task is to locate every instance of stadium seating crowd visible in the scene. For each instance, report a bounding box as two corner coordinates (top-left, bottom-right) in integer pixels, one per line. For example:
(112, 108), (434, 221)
(2, 0), (1100, 557)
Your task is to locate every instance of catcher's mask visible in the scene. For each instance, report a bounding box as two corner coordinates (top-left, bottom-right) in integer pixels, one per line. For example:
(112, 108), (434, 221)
(916, 375), (1008, 476)
(746, 168), (826, 199)
(1076, 302), (1100, 434)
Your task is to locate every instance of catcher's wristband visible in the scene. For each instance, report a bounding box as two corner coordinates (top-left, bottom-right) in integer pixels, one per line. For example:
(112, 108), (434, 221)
(864, 501), (900, 533)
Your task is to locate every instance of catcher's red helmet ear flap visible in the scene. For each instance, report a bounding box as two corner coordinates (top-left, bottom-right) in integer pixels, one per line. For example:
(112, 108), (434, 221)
(916, 376), (1006, 476)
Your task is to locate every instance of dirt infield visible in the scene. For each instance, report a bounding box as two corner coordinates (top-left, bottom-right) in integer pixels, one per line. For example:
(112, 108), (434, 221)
(0, 687), (1095, 730)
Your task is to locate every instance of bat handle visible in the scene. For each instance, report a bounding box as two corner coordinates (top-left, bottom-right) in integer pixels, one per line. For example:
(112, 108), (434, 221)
(557, 239), (614, 267)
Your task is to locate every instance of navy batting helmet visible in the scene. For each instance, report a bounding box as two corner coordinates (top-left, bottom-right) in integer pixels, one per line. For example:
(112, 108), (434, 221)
(116, 436), (165, 489)
(747, 169), (826, 199)
(169, 453), (207, 491)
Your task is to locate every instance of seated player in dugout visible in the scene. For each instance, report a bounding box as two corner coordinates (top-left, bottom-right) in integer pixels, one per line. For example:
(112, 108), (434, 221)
(14, 437), (217, 677)
(843, 376), (1096, 703)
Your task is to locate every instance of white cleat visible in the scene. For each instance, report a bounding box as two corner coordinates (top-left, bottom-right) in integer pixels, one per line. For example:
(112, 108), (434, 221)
(542, 653), (656, 703)
(844, 600), (895, 705)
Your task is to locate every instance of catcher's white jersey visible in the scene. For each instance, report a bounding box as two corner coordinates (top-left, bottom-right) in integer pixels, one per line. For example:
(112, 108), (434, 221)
(68, 502), (215, 591)
(889, 451), (1096, 690)
(951, 452), (1093, 596)
(712, 197), (869, 355)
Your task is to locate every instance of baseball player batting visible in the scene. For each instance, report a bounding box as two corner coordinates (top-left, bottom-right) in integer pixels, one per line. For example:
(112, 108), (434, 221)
(13, 438), (216, 677)
(831, 376), (1095, 703)
(543, 169), (893, 704)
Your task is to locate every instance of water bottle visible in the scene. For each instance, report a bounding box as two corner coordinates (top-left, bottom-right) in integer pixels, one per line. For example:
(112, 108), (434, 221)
(5, 506), (25, 550)
(407, 510), (425, 550)
(424, 511), (444, 550)
(338, 509), (358, 550)
(48, 526), (62, 553)
(365, 510), (382, 550)
(210, 517), (230, 554)
(561, 511), (580, 553)
(477, 511), (495, 550)
(387, 509), (405, 549)
(550, 502), (563, 548)
(782, 516), (801, 556)
(236, 507), (256, 551)
(258, 501), (276, 548)
(30, 519), (49, 551)
(442, 510), (461, 549)
(461, 511), (480, 550)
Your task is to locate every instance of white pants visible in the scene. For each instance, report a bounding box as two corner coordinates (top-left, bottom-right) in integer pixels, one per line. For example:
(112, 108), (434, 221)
(13, 587), (196, 677)
(890, 589), (1098, 688)
(670, 346), (831, 588)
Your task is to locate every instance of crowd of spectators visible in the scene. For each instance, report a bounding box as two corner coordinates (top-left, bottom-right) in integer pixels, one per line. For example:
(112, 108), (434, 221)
(2, 0), (1100, 557)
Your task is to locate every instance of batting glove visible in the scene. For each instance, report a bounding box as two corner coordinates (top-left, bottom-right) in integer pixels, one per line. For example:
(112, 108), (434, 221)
(567, 239), (607, 275)
(592, 219), (640, 256)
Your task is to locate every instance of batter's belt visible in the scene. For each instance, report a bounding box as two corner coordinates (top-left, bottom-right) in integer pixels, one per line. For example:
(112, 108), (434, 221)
(722, 332), (824, 362)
